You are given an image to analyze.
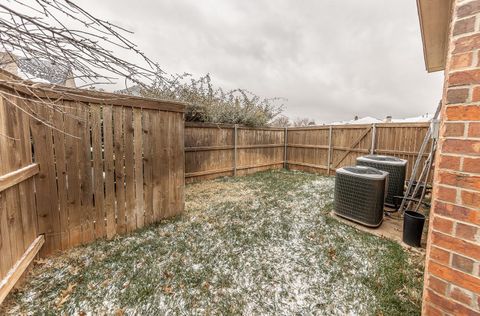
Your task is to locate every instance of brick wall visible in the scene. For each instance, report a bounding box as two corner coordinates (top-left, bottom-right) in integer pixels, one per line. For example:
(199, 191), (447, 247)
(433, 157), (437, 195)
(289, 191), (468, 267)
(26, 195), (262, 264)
(423, 0), (480, 314)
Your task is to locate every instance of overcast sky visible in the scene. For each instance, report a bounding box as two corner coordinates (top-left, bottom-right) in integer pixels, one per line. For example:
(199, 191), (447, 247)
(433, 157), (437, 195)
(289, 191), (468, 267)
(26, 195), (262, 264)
(82, 0), (444, 123)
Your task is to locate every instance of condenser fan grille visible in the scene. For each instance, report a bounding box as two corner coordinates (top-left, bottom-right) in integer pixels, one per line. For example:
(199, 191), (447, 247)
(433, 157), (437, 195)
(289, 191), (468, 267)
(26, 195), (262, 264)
(334, 166), (388, 227)
(357, 155), (407, 208)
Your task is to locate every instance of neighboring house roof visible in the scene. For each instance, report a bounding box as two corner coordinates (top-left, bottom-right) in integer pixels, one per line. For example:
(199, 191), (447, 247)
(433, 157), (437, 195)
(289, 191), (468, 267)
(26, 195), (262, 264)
(115, 84), (142, 96)
(16, 58), (71, 84)
(0, 52), (76, 86)
(328, 114), (432, 125)
(416, 0), (454, 72)
(392, 113), (433, 123)
(391, 113), (433, 123)
(330, 116), (382, 125)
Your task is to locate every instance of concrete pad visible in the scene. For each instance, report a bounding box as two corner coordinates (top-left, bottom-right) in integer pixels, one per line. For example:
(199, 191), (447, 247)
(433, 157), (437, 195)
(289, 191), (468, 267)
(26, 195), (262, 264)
(330, 209), (427, 253)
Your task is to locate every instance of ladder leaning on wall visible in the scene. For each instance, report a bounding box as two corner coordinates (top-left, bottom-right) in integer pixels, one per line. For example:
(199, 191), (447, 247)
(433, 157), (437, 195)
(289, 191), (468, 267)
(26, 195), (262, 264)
(398, 101), (442, 213)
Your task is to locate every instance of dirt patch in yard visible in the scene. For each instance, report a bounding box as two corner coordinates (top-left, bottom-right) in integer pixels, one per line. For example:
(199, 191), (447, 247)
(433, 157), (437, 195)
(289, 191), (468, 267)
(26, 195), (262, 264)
(1, 170), (425, 315)
(186, 180), (258, 213)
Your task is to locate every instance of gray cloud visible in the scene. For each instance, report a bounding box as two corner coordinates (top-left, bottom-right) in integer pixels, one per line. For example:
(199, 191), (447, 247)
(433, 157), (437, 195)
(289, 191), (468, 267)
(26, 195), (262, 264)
(87, 0), (444, 123)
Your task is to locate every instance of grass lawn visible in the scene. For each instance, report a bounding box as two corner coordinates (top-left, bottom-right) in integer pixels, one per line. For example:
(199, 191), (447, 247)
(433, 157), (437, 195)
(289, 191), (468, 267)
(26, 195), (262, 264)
(1, 170), (425, 315)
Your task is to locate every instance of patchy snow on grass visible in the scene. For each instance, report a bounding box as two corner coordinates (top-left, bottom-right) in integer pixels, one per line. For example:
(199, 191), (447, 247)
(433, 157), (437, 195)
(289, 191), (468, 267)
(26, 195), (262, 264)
(1, 170), (423, 315)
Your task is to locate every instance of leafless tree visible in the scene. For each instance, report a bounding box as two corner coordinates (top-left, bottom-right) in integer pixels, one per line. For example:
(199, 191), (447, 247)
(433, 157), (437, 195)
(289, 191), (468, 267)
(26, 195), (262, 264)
(270, 115), (290, 127)
(292, 117), (315, 127)
(0, 0), (167, 136)
(0, 0), (161, 87)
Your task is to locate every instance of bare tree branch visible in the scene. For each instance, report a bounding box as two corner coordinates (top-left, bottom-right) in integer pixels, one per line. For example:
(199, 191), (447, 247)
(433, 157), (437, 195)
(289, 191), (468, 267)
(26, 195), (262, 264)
(0, 0), (163, 86)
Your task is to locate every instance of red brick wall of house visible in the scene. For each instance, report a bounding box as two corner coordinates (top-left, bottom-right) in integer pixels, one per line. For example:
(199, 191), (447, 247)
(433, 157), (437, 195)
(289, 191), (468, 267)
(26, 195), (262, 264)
(423, 0), (480, 315)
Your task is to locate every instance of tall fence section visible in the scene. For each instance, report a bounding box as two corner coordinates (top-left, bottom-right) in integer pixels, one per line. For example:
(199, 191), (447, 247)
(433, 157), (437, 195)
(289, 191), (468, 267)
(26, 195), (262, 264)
(30, 99), (185, 255)
(0, 76), (185, 301)
(185, 122), (431, 182)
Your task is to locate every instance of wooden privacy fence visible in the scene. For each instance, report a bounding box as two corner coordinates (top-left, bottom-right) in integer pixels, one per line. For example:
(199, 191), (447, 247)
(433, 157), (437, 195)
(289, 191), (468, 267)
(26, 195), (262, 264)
(185, 122), (431, 182)
(185, 122), (286, 182)
(286, 123), (432, 178)
(0, 74), (185, 299)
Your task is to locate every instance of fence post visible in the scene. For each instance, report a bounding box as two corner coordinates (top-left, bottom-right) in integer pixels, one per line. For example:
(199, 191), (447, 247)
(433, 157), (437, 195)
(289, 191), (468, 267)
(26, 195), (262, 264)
(284, 127), (288, 169)
(327, 125), (333, 175)
(233, 124), (237, 176)
(370, 123), (376, 154)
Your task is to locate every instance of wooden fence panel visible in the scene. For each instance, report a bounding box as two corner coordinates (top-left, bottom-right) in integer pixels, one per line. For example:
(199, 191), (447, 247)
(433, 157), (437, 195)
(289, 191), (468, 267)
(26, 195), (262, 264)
(31, 105), (185, 253)
(31, 104), (185, 253)
(185, 123), (285, 182)
(287, 127), (330, 172)
(185, 123), (235, 182)
(0, 93), (38, 282)
(374, 123), (432, 181)
(331, 125), (372, 169)
(236, 127), (285, 176)
(286, 123), (431, 179)
(0, 80), (185, 261)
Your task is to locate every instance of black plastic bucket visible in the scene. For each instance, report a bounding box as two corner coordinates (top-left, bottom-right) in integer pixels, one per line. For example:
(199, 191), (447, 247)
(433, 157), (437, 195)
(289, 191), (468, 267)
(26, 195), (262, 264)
(403, 211), (425, 247)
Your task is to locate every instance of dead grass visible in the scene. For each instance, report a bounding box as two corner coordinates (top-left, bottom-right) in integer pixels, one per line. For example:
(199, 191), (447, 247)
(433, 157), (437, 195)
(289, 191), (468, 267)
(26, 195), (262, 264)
(1, 170), (424, 315)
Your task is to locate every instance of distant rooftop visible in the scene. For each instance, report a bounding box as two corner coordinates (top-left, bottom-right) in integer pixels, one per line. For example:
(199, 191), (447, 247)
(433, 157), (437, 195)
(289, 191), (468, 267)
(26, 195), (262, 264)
(391, 113), (433, 123)
(330, 116), (381, 125)
(329, 114), (433, 125)
(0, 52), (75, 87)
(115, 84), (142, 96)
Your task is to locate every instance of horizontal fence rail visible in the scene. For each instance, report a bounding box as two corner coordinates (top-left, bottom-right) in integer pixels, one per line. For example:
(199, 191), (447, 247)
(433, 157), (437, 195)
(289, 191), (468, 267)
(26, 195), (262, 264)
(185, 122), (432, 183)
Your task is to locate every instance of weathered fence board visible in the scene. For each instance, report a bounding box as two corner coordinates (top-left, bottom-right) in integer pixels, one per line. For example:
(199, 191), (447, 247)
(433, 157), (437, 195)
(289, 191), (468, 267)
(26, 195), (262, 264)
(91, 106), (105, 239)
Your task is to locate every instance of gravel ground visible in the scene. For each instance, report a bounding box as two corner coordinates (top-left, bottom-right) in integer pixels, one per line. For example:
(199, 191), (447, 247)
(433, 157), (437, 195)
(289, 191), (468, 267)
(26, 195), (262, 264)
(1, 170), (424, 315)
